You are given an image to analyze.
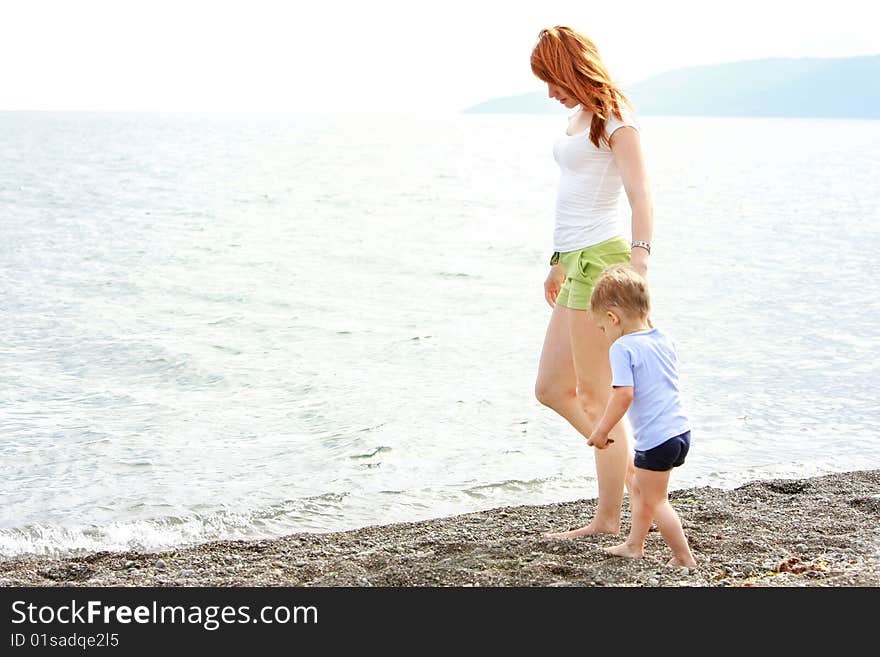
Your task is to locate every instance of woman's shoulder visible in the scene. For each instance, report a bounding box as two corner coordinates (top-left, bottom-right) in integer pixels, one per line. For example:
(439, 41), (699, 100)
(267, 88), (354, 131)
(604, 105), (639, 139)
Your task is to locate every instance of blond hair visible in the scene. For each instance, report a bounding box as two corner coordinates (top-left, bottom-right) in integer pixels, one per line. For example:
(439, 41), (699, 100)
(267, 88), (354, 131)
(530, 26), (633, 149)
(590, 264), (651, 318)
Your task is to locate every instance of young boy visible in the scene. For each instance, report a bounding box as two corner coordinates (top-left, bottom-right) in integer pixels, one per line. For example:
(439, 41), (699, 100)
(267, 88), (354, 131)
(587, 264), (697, 568)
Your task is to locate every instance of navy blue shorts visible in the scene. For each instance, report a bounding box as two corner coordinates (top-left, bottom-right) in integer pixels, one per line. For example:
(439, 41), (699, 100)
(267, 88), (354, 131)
(634, 431), (691, 472)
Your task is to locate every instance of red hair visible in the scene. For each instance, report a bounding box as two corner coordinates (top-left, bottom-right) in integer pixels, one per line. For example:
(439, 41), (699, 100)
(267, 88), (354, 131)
(530, 26), (633, 148)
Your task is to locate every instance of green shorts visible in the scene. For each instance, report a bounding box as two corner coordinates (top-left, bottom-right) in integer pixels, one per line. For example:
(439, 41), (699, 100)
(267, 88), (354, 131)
(552, 237), (632, 310)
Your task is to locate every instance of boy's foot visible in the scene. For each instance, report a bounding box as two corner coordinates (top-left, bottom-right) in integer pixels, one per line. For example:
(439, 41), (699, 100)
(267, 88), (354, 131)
(542, 521), (620, 539)
(666, 556), (698, 569)
(603, 543), (644, 559)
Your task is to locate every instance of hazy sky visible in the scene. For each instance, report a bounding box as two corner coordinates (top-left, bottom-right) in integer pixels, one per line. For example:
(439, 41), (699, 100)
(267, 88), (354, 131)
(1, 0), (877, 112)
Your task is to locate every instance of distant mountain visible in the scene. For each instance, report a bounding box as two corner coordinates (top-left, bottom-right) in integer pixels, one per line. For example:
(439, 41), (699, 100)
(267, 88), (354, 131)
(462, 91), (569, 115)
(464, 56), (880, 119)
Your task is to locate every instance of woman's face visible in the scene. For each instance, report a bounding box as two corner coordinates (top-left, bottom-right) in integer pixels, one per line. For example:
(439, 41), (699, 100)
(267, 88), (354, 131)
(547, 83), (578, 109)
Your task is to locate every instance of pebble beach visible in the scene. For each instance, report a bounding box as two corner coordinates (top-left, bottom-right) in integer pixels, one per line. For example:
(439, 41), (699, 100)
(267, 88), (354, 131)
(1, 470), (877, 587)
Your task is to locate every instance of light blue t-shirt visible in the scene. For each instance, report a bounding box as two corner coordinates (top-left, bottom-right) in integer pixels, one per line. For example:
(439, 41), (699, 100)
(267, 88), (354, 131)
(609, 327), (691, 452)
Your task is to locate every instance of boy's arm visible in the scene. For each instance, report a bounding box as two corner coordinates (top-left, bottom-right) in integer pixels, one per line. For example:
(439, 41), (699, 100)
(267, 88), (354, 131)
(588, 386), (634, 449)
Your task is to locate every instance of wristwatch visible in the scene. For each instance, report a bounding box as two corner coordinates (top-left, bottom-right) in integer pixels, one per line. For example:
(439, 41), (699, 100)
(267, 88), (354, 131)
(550, 251), (560, 265)
(631, 240), (651, 254)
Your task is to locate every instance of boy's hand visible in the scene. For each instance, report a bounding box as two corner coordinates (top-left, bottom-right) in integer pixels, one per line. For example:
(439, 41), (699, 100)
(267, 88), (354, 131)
(588, 432), (613, 449)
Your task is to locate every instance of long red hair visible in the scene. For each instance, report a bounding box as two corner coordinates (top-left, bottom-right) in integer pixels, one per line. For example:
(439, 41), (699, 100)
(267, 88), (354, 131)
(530, 26), (632, 148)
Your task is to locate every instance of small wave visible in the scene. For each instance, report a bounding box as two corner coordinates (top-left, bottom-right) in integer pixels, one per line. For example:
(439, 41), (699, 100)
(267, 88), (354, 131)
(437, 272), (480, 279)
(356, 422), (387, 433)
(206, 314), (244, 326)
(0, 492), (352, 560)
(462, 477), (551, 499)
(351, 446), (392, 459)
(211, 344), (242, 355)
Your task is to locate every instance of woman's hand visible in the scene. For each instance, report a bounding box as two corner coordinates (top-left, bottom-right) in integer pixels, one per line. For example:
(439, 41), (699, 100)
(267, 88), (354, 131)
(630, 247), (649, 278)
(544, 264), (566, 308)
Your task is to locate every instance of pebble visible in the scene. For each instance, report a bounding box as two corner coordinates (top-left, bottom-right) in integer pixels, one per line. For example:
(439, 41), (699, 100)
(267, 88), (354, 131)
(224, 555), (235, 564)
(181, 569), (195, 578)
(648, 578), (659, 586)
(124, 561), (135, 569)
(271, 561), (284, 568)
(293, 561), (307, 567)
(155, 559), (167, 570)
(226, 566), (235, 573)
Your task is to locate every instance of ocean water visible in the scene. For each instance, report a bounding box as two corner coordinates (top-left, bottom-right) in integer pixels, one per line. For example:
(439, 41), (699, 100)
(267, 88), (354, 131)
(1, 111), (878, 558)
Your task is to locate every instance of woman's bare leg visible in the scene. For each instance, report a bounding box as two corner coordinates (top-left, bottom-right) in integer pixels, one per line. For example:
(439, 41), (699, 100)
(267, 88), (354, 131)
(534, 303), (593, 438)
(536, 305), (632, 537)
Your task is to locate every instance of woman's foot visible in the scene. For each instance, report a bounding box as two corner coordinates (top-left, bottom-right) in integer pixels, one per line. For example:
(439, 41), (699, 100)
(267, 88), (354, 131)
(666, 555), (697, 569)
(542, 521), (620, 539)
(603, 542), (644, 559)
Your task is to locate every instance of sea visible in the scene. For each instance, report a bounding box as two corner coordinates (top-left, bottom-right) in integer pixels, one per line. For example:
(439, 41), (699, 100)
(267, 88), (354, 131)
(1, 111), (878, 558)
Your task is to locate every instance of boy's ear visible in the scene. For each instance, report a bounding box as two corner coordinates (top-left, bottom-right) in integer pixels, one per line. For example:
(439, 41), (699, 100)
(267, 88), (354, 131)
(606, 309), (621, 325)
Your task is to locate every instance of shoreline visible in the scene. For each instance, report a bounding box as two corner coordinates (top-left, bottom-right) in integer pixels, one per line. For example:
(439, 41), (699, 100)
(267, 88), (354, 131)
(1, 469), (877, 587)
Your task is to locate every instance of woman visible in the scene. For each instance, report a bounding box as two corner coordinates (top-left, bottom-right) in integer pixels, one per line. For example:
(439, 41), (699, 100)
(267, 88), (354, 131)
(531, 26), (654, 537)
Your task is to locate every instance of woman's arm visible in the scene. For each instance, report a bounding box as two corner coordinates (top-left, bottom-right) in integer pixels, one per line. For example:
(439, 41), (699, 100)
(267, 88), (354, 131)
(610, 127), (653, 278)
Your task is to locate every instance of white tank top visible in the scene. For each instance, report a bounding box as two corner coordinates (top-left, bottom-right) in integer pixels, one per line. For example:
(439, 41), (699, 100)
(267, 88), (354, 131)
(552, 108), (639, 252)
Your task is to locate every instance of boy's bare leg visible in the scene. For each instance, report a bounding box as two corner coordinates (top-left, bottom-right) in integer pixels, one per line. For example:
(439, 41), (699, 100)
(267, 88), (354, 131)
(625, 457), (635, 495)
(604, 469), (656, 558)
(653, 499), (697, 568)
(605, 468), (696, 567)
